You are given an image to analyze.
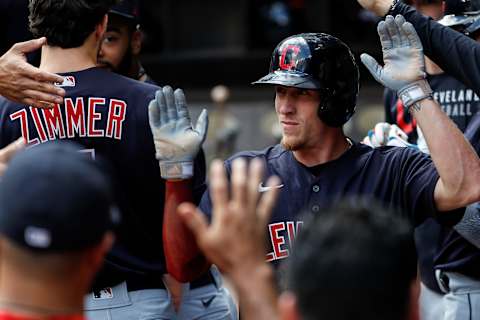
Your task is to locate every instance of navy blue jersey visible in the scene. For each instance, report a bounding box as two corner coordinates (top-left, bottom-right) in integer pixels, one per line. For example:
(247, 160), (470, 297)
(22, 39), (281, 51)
(199, 142), (462, 267)
(391, 2), (480, 280)
(0, 67), (206, 287)
(384, 73), (480, 292)
(384, 73), (480, 143)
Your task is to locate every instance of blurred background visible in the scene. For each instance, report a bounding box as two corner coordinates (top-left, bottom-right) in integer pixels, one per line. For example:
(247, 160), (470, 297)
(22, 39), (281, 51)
(0, 0), (387, 162)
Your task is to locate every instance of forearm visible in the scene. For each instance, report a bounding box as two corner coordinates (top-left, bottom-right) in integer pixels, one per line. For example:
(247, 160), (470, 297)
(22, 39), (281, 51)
(392, 3), (480, 94)
(163, 179), (210, 282)
(232, 263), (279, 320)
(412, 99), (480, 210)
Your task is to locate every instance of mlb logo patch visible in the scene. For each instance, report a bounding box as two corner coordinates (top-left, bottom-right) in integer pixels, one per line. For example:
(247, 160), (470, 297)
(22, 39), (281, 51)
(55, 76), (76, 87)
(92, 287), (113, 300)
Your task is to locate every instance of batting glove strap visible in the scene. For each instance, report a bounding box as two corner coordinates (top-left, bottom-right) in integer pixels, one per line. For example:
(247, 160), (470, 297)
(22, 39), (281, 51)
(398, 80), (433, 109)
(159, 160), (194, 180)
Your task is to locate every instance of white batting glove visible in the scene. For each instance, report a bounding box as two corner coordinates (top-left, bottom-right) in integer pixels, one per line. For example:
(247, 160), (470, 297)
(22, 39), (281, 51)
(148, 86), (208, 180)
(363, 122), (417, 148)
(360, 15), (433, 109)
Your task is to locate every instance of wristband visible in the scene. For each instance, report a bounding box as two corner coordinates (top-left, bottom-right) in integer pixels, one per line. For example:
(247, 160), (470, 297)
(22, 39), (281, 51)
(159, 160), (194, 180)
(398, 80), (433, 109)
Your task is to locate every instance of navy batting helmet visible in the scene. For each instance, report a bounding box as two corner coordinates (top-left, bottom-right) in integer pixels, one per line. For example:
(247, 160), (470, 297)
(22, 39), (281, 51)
(253, 33), (360, 127)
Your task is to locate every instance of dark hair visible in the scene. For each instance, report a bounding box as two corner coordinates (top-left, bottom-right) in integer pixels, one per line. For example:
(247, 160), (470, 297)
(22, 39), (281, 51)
(29, 0), (117, 48)
(288, 199), (416, 320)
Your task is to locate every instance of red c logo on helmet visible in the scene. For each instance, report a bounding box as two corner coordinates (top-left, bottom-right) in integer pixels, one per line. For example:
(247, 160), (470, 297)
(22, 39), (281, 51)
(279, 45), (301, 71)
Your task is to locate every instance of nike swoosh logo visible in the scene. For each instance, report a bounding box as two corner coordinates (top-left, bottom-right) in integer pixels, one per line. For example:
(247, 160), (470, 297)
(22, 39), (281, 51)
(201, 296), (216, 308)
(258, 183), (284, 193)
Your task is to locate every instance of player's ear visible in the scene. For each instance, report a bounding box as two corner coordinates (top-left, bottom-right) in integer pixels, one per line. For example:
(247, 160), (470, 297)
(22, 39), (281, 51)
(278, 291), (301, 320)
(131, 30), (143, 56)
(96, 14), (109, 40)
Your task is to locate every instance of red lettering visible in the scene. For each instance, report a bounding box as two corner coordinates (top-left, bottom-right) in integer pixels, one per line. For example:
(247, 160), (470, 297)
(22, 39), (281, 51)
(30, 107), (48, 143)
(65, 97), (86, 138)
(42, 104), (66, 140)
(279, 45), (301, 71)
(106, 99), (126, 140)
(269, 222), (288, 260)
(88, 97), (105, 137)
(266, 252), (275, 262)
(10, 110), (38, 146)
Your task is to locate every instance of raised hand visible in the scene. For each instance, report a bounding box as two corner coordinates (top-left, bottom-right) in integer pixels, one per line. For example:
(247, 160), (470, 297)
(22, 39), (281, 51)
(148, 86), (208, 180)
(361, 15), (432, 110)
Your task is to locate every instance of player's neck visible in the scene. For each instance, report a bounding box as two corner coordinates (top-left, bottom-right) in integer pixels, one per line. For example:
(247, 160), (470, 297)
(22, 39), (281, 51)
(292, 130), (350, 167)
(39, 36), (99, 74)
(0, 269), (85, 317)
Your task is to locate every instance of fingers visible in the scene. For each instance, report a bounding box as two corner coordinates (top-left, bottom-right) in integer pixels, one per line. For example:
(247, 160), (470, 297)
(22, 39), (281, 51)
(402, 19), (423, 51)
(385, 15), (401, 48)
(156, 89), (168, 125)
(11, 37), (47, 54)
(148, 94), (161, 128)
(247, 158), (264, 214)
(22, 63), (65, 86)
(21, 89), (63, 106)
(394, 15), (409, 46)
(20, 75), (65, 101)
(0, 138), (25, 164)
(257, 175), (281, 228)
(377, 20), (392, 51)
(21, 98), (54, 109)
(163, 86), (177, 121)
(178, 202), (209, 243)
(231, 158), (247, 209)
(360, 53), (384, 83)
(195, 109), (209, 143)
(174, 88), (191, 122)
(209, 159), (229, 222)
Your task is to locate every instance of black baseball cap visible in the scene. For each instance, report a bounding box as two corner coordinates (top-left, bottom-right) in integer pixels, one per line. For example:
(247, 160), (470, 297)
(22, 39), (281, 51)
(0, 142), (119, 253)
(109, 0), (139, 21)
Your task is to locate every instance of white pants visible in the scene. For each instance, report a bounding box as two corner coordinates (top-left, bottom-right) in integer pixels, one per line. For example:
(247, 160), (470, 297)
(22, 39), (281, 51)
(436, 271), (480, 320)
(84, 271), (237, 320)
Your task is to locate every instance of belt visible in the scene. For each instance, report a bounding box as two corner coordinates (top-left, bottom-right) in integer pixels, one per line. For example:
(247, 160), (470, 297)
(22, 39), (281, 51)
(126, 277), (166, 291)
(125, 271), (215, 292)
(190, 270), (216, 289)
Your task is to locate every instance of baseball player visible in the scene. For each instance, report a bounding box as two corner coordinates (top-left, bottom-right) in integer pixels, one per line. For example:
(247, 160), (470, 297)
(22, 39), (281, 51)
(0, 1), (232, 320)
(97, 0), (154, 84)
(0, 142), (116, 320)
(357, 1), (480, 319)
(96, 2), (238, 319)
(181, 158), (418, 320)
(362, 1), (480, 319)
(183, 18), (480, 294)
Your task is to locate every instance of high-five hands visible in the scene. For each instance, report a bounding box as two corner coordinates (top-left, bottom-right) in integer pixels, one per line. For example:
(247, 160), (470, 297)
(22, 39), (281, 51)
(148, 86), (208, 180)
(361, 15), (433, 110)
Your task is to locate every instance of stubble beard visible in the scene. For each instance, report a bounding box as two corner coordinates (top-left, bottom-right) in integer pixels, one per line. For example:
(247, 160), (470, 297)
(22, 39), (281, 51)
(281, 134), (306, 151)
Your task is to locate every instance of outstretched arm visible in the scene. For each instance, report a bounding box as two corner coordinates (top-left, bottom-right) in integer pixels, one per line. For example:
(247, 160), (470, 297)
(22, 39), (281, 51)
(0, 38), (65, 108)
(362, 15), (480, 211)
(148, 86), (210, 282)
(357, 0), (480, 95)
